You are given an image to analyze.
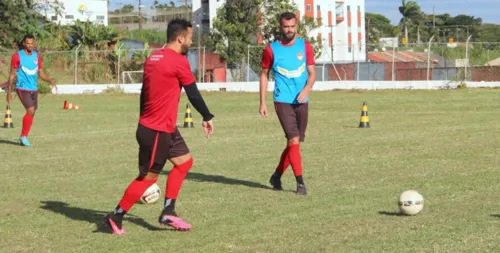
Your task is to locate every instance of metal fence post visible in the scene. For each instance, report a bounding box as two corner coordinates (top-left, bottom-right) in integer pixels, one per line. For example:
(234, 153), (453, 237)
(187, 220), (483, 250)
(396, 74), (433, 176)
(74, 44), (82, 85)
(117, 43), (124, 84)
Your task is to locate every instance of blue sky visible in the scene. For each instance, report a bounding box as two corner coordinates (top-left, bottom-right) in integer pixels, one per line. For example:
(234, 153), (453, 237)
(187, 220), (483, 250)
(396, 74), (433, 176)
(109, 0), (500, 25)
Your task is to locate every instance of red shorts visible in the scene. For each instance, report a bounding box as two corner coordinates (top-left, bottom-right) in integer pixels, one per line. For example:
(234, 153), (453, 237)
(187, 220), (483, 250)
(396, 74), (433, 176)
(274, 102), (309, 142)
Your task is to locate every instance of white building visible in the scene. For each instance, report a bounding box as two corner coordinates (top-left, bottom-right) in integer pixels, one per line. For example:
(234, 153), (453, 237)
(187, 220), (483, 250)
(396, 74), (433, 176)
(192, 0), (366, 63)
(37, 0), (108, 26)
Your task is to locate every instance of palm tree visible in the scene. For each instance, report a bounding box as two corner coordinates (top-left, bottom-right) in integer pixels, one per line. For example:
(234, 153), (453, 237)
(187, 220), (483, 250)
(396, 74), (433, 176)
(399, 0), (423, 44)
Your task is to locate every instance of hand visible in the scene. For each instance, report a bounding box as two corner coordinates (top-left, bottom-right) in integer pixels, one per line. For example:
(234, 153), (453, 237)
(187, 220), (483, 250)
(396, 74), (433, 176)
(259, 104), (268, 117)
(202, 120), (214, 138)
(50, 81), (57, 93)
(6, 93), (12, 104)
(297, 88), (310, 103)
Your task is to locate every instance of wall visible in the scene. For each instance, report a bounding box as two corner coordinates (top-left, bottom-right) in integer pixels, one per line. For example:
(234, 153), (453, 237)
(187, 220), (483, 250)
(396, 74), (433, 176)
(31, 81), (500, 95)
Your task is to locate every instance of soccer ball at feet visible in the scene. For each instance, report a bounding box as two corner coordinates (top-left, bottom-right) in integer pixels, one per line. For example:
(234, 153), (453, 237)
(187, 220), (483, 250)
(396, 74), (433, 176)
(398, 190), (424, 216)
(140, 183), (161, 204)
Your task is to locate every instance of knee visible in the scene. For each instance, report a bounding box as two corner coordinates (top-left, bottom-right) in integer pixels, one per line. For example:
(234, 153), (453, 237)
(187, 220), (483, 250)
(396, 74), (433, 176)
(288, 137), (300, 145)
(177, 157), (193, 175)
(27, 109), (35, 117)
(138, 172), (160, 181)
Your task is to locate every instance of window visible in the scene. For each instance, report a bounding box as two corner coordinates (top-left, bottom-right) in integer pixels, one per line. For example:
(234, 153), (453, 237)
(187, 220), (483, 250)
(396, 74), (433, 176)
(51, 16), (57, 21)
(307, 4), (311, 11)
(357, 6), (360, 12)
(96, 15), (105, 20)
(347, 5), (350, 11)
(317, 5), (320, 11)
(65, 15), (74, 19)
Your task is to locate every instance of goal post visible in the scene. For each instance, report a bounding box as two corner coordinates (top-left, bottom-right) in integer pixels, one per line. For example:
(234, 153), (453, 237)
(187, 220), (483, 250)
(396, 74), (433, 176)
(121, 70), (144, 84)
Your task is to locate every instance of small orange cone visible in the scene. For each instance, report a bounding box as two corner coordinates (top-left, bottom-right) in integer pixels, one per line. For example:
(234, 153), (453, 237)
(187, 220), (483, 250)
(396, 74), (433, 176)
(63, 100), (80, 110)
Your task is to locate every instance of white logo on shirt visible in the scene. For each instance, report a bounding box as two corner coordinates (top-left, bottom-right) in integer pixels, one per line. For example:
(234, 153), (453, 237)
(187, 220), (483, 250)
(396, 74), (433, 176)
(21, 66), (38, 75)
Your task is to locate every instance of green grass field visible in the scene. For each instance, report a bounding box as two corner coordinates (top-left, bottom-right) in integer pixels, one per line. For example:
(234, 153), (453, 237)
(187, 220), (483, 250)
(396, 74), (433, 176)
(1, 89), (499, 253)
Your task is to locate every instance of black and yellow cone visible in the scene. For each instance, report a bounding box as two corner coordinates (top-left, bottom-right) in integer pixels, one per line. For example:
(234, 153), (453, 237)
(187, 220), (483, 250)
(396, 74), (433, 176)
(183, 103), (194, 128)
(3, 104), (14, 128)
(358, 101), (370, 128)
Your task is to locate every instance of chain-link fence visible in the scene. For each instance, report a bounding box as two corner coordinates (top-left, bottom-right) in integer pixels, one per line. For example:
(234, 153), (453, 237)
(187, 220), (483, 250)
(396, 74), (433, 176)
(1, 41), (499, 85)
(246, 42), (500, 82)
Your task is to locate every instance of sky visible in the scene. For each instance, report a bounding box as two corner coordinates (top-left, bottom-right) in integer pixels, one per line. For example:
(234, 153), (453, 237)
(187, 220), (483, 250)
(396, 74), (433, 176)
(109, 0), (500, 25)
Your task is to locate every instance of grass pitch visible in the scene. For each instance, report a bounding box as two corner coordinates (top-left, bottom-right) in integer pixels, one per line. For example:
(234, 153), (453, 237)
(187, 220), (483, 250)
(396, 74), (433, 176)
(0, 89), (499, 253)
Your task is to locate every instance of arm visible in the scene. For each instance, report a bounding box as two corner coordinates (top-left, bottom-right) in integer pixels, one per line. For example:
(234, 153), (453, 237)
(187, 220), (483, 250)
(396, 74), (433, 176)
(304, 65), (316, 92)
(297, 42), (316, 103)
(183, 83), (214, 122)
(177, 57), (214, 122)
(38, 69), (56, 86)
(259, 45), (273, 117)
(37, 54), (56, 87)
(6, 53), (19, 104)
(7, 67), (17, 104)
(303, 41), (316, 92)
(259, 68), (269, 107)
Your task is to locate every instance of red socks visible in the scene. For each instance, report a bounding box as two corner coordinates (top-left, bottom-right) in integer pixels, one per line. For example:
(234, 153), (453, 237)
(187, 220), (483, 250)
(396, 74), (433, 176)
(166, 157), (193, 199)
(275, 147), (290, 175)
(21, 114), (33, 137)
(288, 144), (303, 177)
(118, 177), (158, 212)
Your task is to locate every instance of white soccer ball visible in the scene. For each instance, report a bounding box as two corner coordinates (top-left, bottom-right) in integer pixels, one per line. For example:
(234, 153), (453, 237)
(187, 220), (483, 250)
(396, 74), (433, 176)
(140, 183), (161, 204)
(398, 190), (424, 216)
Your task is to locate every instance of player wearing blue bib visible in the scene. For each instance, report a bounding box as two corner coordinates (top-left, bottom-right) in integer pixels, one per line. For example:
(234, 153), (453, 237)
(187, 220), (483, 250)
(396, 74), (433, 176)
(259, 12), (316, 195)
(7, 35), (57, 147)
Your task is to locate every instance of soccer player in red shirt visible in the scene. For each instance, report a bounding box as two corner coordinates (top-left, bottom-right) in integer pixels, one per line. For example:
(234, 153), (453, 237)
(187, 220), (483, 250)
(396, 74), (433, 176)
(6, 35), (57, 147)
(259, 12), (316, 195)
(104, 19), (215, 234)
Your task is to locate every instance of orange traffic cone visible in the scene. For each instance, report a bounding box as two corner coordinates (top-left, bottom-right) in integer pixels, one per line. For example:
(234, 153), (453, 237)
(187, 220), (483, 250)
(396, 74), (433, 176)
(63, 100), (80, 110)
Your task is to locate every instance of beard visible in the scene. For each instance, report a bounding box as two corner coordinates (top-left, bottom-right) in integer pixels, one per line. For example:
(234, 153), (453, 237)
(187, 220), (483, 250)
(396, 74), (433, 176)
(282, 32), (295, 43)
(181, 44), (189, 55)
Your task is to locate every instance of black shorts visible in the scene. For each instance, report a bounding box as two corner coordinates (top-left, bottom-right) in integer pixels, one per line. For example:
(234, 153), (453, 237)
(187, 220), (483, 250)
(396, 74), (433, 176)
(274, 102), (309, 142)
(136, 123), (190, 176)
(16, 89), (38, 110)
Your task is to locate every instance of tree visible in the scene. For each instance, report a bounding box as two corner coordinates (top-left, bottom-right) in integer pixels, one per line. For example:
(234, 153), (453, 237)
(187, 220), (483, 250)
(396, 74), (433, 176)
(398, 0), (424, 44)
(211, 0), (263, 81)
(0, 0), (63, 48)
(365, 13), (396, 45)
(259, 0), (321, 58)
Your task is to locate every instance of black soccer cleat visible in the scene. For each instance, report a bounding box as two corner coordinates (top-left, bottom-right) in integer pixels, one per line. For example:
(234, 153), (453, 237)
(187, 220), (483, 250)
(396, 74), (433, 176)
(269, 174), (284, 190)
(296, 184), (307, 195)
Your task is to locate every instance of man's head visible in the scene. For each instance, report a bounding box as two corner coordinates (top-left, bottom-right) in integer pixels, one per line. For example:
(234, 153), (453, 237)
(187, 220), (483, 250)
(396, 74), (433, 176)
(279, 12), (297, 43)
(166, 19), (193, 55)
(22, 34), (36, 53)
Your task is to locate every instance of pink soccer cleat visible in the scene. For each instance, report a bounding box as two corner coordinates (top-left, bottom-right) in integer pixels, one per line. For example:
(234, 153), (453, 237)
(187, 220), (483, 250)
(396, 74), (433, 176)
(105, 213), (127, 235)
(158, 215), (192, 231)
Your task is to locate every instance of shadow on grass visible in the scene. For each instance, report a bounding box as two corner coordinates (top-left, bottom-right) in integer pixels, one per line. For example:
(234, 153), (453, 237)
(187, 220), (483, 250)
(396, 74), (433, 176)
(490, 214), (500, 218)
(378, 211), (406, 216)
(0, 138), (20, 146)
(162, 171), (273, 191)
(39, 201), (170, 233)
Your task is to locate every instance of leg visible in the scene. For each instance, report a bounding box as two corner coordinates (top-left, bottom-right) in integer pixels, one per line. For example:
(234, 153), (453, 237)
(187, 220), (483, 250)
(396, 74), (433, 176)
(270, 102), (303, 191)
(292, 103), (309, 195)
(16, 90), (37, 146)
(158, 128), (193, 231)
(105, 124), (170, 235)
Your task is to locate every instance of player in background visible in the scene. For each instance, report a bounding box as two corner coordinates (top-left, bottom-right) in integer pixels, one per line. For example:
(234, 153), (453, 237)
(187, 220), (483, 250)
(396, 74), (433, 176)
(259, 12), (316, 195)
(6, 34), (57, 147)
(104, 19), (215, 234)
